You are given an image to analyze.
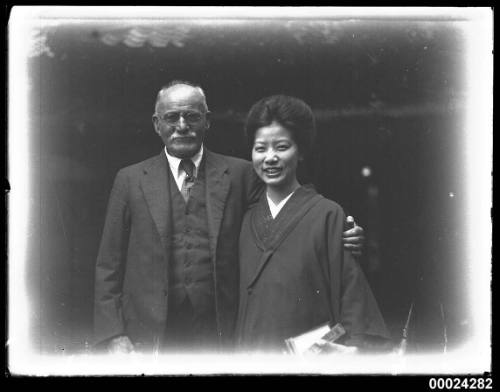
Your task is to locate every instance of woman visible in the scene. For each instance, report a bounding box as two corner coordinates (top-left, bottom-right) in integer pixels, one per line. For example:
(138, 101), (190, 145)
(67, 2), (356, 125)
(235, 95), (390, 353)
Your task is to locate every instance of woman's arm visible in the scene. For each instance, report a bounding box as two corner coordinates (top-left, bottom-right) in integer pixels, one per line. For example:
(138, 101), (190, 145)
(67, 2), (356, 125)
(326, 205), (391, 350)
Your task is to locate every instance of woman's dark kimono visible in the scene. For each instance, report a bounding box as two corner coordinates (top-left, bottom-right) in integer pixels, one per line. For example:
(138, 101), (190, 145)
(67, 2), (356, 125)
(235, 186), (390, 352)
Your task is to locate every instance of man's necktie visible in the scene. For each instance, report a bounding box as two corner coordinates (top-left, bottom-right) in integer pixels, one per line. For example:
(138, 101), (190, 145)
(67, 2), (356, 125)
(180, 159), (195, 202)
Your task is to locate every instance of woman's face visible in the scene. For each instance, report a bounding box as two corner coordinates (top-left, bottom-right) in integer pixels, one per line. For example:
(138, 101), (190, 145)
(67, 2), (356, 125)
(252, 121), (300, 193)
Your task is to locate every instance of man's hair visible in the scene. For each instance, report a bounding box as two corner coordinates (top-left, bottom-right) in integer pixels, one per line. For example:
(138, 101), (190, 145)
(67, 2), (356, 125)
(244, 95), (316, 155)
(154, 80), (208, 113)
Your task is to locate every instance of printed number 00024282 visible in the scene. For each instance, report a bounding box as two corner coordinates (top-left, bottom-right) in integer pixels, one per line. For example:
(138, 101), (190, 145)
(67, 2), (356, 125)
(428, 378), (492, 390)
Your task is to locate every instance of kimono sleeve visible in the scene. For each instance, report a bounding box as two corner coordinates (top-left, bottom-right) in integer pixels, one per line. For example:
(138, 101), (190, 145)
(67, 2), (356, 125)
(326, 206), (392, 350)
(93, 169), (131, 347)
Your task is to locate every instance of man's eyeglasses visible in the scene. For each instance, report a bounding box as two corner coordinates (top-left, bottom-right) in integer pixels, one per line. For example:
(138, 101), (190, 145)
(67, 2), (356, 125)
(159, 110), (205, 124)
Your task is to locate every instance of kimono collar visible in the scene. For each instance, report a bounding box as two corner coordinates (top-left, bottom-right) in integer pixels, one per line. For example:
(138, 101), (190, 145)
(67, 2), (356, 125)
(251, 185), (322, 251)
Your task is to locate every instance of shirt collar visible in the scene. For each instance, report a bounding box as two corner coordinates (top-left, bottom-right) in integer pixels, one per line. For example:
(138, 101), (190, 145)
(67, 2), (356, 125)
(164, 144), (204, 178)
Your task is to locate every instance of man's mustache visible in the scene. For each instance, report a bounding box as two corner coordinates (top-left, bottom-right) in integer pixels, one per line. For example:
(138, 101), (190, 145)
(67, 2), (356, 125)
(171, 135), (197, 141)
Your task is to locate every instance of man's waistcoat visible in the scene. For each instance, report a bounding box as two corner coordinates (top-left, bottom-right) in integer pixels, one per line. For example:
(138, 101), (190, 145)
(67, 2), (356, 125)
(167, 160), (215, 318)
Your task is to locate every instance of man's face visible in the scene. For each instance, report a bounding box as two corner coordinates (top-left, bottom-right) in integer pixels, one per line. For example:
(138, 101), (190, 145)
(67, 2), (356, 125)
(153, 85), (209, 159)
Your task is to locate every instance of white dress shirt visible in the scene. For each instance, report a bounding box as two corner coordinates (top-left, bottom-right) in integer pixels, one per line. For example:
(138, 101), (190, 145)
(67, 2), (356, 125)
(164, 145), (204, 191)
(267, 190), (295, 219)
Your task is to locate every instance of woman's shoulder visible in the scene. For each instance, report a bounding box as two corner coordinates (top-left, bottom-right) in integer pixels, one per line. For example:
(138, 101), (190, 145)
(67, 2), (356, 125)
(207, 149), (251, 169)
(310, 193), (346, 219)
(301, 185), (344, 213)
(317, 196), (343, 211)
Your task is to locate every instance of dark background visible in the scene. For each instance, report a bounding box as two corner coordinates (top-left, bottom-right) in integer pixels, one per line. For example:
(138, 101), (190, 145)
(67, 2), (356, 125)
(26, 19), (469, 354)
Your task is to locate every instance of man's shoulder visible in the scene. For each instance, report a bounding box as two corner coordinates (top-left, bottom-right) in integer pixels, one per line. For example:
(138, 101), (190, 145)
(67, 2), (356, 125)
(206, 150), (252, 171)
(118, 154), (163, 176)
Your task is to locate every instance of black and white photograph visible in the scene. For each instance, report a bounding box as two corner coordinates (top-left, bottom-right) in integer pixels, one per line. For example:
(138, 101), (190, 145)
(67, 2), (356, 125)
(7, 6), (492, 377)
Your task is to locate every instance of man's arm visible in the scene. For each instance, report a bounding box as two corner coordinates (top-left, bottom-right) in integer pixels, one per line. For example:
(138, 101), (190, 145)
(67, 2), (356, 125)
(93, 170), (132, 351)
(342, 216), (365, 258)
(244, 162), (365, 258)
(247, 162), (265, 207)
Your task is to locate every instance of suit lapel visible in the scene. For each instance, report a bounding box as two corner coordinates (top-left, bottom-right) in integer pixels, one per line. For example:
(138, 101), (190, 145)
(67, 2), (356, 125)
(204, 150), (230, 260)
(140, 152), (171, 250)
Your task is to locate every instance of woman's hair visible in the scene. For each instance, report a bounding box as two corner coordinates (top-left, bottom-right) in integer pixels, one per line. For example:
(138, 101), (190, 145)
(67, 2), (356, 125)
(244, 95), (316, 155)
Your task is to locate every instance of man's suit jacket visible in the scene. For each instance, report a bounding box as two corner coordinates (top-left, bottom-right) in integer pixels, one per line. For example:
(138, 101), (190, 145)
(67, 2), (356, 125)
(94, 149), (261, 351)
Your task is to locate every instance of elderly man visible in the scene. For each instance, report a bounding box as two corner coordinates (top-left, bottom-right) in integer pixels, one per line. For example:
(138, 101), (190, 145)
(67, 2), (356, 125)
(94, 81), (365, 353)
